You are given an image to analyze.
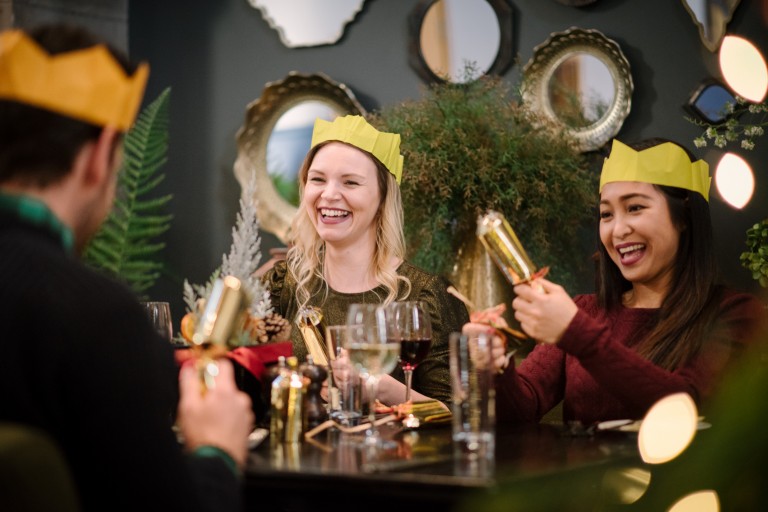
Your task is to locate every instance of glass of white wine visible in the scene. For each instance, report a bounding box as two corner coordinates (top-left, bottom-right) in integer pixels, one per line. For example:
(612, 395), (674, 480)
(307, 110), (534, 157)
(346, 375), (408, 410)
(345, 303), (399, 446)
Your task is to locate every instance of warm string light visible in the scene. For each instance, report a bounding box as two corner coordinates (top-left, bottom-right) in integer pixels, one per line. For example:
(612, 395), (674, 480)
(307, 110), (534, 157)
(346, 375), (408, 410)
(638, 393), (698, 464)
(715, 152), (755, 209)
(667, 490), (720, 512)
(719, 35), (768, 103)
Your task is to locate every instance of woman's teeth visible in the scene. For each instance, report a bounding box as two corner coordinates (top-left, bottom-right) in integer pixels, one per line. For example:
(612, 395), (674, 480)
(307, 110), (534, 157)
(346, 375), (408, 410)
(321, 209), (349, 218)
(618, 243), (645, 255)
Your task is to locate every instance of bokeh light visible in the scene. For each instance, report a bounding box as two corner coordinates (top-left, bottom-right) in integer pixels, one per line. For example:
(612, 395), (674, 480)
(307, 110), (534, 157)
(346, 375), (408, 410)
(715, 152), (755, 209)
(667, 490), (720, 512)
(600, 467), (651, 505)
(719, 35), (768, 103)
(638, 393), (698, 464)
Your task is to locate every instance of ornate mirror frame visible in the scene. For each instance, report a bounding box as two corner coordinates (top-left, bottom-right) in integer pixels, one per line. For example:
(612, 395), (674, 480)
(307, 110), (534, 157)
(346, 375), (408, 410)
(408, 0), (515, 84)
(681, 0), (741, 52)
(553, 0), (597, 5)
(234, 72), (366, 243)
(522, 27), (633, 153)
(247, 0), (366, 48)
(685, 78), (738, 125)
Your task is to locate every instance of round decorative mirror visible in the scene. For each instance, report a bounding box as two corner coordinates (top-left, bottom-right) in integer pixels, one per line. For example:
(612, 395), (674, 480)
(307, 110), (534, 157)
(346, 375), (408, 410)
(408, 0), (514, 84)
(234, 72), (366, 243)
(522, 27), (633, 152)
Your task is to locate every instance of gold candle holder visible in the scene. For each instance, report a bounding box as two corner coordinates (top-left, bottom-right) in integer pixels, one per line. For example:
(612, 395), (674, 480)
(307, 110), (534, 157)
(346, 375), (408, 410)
(192, 275), (249, 392)
(476, 210), (548, 287)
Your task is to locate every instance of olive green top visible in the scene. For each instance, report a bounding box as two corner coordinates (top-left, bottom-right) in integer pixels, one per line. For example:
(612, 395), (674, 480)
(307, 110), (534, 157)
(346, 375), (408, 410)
(263, 260), (470, 405)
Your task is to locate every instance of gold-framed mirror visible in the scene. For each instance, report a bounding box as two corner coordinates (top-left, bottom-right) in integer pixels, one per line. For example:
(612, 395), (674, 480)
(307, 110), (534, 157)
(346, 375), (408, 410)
(234, 72), (366, 243)
(522, 27), (633, 153)
(681, 0), (741, 52)
(408, 0), (514, 84)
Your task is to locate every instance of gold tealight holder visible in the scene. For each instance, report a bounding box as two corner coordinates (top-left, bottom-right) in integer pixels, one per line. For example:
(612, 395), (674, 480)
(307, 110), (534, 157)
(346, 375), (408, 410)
(476, 210), (548, 288)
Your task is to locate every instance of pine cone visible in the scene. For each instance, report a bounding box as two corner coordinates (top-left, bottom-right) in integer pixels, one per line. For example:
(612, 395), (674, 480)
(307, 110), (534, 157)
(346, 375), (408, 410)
(263, 312), (291, 343)
(243, 315), (269, 344)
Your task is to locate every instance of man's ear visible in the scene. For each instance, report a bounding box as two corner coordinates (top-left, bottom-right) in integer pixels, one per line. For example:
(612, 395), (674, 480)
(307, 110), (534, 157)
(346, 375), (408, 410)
(82, 127), (121, 186)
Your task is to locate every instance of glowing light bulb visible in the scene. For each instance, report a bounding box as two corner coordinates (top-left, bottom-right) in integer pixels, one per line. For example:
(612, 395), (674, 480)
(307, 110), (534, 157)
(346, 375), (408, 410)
(638, 393), (698, 464)
(667, 490), (720, 512)
(719, 36), (768, 103)
(715, 153), (754, 209)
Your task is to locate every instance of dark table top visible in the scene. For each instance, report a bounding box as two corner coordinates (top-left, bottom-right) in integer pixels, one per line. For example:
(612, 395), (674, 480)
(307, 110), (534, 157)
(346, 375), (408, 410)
(244, 420), (642, 511)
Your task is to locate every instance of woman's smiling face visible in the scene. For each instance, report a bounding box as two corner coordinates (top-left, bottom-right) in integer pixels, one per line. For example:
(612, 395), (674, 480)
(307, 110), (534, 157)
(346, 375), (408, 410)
(303, 142), (381, 249)
(599, 181), (681, 292)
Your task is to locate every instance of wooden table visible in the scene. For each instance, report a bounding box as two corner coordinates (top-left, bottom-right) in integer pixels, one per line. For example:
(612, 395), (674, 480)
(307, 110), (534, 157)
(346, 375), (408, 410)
(244, 421), (643, 511)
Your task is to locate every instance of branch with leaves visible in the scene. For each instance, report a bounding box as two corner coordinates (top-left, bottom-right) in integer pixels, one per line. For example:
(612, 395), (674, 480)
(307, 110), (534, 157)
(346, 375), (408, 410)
(84, 87), (173, 297)
(741, 220), (768, 288)
(690, 97), (768, 151)
(180, 174), (289, 345)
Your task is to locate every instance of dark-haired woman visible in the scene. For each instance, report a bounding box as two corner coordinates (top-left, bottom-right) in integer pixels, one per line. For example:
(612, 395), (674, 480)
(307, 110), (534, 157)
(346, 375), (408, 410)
(465, 138), (764, 425)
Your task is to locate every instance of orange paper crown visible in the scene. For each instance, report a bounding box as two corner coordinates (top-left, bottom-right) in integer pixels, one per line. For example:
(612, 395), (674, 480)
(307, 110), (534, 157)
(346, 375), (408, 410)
(0, 29), (149, 131)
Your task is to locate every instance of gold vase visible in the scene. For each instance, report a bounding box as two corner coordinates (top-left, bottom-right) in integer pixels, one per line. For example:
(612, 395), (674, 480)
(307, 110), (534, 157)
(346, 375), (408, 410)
(449, 235), (517, 328)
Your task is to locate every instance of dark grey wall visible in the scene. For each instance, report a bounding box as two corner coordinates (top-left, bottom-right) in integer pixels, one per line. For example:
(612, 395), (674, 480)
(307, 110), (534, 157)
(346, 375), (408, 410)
(129, 0), (768, 322)
(13, 0), (127, 50)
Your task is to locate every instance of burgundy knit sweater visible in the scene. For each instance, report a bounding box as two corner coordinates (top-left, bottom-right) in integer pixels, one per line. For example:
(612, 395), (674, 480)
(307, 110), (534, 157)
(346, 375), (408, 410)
(496, 290), (765, 425)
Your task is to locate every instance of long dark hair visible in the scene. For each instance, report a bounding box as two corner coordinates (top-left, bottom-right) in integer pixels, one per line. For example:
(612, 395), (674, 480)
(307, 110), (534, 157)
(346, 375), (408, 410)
(595, 138), (723, 370)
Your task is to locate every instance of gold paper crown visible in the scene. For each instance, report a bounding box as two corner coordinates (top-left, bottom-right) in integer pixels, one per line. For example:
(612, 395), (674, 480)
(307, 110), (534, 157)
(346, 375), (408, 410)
(0, 29), (149, 131)
(600, 140), (711, 201)
(310, 115), (404, 184)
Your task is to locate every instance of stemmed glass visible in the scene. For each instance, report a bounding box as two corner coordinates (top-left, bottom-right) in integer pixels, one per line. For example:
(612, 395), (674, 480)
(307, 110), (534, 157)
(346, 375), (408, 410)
(140, 301), (173, 342)
(384, 301), (432, 402)
(345, 303), (399, 446)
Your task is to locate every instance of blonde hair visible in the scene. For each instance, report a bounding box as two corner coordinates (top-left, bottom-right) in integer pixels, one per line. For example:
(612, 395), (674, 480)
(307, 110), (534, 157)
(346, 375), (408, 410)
(287, 141), (411, 312)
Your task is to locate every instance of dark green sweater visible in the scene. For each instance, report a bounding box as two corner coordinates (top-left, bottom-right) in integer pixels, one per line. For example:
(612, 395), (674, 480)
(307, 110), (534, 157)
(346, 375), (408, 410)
(263, 260), (470, 405)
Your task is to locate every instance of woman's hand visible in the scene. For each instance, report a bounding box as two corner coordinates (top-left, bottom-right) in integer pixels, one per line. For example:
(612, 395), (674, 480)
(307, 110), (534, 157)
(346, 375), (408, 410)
(462, 322), (510, 374)
(512, 278), (578, 345)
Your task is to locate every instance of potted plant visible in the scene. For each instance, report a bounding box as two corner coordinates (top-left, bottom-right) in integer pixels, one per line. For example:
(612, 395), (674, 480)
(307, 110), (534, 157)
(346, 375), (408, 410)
(370, 75), (596, 305)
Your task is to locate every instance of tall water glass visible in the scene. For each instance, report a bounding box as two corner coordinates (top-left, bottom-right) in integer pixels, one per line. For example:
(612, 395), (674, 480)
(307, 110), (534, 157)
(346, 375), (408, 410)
(346, 303), (399, 446)
(450, 332), (495, 460)
(326, 325), (363, 425)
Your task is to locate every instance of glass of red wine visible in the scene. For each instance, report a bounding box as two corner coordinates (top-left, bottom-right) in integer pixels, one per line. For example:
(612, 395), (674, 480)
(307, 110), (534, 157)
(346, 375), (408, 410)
(385, 301), (432, 403)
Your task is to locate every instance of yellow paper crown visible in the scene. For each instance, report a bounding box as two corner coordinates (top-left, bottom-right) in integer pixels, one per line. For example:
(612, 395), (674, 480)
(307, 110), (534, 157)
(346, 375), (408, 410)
(310, 115), (404, 184)
(0, 29), (149, 131)
(600, 140), (711, 201)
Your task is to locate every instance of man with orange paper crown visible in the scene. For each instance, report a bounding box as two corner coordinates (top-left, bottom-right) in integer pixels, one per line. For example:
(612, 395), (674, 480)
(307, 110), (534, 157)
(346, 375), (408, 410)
(0, 24), (252, 511)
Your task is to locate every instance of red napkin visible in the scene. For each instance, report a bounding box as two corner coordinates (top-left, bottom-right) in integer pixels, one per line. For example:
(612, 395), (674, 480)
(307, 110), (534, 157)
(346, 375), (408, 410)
(228, 342), (293, 382)
(173, 341), (293, 383)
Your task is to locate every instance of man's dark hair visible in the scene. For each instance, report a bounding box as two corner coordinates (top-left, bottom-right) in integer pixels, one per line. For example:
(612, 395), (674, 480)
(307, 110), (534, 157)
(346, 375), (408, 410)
(0, 24), (138, 187)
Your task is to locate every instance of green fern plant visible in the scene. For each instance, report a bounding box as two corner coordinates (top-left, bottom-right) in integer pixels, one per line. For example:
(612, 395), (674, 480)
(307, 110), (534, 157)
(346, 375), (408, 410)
(84, 87), (173, 296)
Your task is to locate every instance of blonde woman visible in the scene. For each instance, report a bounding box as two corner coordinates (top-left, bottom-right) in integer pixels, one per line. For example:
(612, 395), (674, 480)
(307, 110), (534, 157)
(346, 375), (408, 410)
(263, 115), (468, 405)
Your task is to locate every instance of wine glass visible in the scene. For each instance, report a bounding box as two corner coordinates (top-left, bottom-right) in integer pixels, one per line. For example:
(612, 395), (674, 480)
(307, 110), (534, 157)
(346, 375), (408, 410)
(345, 303), (399, 446)
(384, 301), (432, 403)
(140, 301), (173, 342)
